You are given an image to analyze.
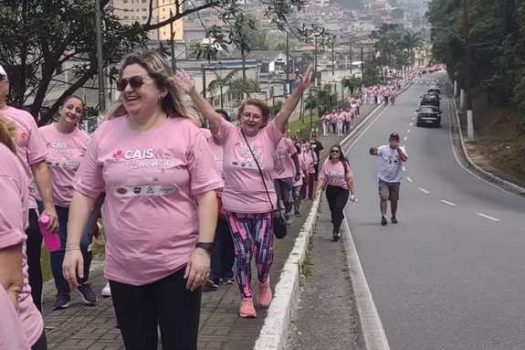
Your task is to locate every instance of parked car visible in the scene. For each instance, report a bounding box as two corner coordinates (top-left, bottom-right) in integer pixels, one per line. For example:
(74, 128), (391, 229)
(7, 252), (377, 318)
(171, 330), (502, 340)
(416, 105), (442, 127)
(427, 87), (441, 95)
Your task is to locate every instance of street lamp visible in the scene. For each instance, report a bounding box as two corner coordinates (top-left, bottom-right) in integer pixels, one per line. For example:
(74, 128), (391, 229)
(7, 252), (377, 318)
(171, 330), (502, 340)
(95, 0), (105, 111)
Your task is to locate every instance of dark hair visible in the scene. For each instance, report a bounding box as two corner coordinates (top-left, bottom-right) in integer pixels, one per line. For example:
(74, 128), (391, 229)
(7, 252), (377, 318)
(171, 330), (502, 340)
(0, 117), (16, 153)
(329, 144), (351, 176)
(238, 98), (271, 125)
(61, 95), (85, 109)
(389, 132), (400, 141)
(215, 109), (230, 121)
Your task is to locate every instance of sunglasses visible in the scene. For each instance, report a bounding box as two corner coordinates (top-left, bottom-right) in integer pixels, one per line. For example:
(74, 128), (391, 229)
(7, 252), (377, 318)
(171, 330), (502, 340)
(117, 75), (148, 91)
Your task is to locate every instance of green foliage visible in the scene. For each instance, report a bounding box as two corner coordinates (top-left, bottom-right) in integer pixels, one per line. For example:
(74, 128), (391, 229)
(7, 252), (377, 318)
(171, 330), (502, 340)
(371, 24), (423, 71)
(305, 85), (338, 115)
(342, 76), (363, 96)
(189, 42), (219, 63)
(229, 78), (260, 102)
(427, 0), (525, 129)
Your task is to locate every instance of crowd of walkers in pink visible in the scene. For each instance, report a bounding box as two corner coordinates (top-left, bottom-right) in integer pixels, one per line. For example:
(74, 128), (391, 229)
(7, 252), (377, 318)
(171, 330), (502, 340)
(0, 51), (432, 349)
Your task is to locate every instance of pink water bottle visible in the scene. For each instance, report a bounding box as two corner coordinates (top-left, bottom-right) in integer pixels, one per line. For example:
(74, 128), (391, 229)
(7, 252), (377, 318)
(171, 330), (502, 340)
(39, 214), (60, 252)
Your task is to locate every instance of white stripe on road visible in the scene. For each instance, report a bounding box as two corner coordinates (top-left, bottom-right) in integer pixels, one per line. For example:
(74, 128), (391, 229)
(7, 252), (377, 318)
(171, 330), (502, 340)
(419, 187), (430, 194)
(402, 166), (407, 172)
(440, 200), (457, 207)
(407, 129), (411, 133)
(410, 122), (413, 126)
(406, 177), (413, 183)
(403, 136), (408, 141)
(477, 213), (500, 222)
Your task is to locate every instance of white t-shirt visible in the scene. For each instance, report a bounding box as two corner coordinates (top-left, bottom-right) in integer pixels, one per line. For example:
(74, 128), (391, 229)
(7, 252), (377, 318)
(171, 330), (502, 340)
(377, 145), (406, 183)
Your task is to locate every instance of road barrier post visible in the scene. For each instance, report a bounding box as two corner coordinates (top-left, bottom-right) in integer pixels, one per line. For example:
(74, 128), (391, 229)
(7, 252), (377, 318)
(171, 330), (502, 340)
(460, 89), (465, 110)
(467, 110), (474, 141)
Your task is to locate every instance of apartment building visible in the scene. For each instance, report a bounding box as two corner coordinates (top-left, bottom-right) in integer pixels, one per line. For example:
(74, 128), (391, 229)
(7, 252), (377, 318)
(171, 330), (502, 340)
(110, 0), (184, 41)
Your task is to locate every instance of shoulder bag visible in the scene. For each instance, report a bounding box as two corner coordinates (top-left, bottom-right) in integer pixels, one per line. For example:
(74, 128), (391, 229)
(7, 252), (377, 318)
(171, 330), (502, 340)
(240, 130), (287, 239)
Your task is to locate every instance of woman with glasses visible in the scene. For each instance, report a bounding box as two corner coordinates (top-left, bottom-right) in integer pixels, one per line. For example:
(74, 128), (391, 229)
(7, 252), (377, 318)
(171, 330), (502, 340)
(0, 116), (47, 349)
(316, 145), (357, 241)
(177, 66), (313, 318)
(36, 96), (97, 310)
(63, 51), (223, 350)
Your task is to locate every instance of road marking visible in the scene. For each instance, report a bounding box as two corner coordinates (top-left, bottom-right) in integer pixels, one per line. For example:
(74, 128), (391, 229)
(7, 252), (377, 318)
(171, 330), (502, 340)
(440, 200), (457, 207)
(410, 122), (413, 126)
(403, 136), (408, 142)
(419, 187), (430, 194)
(406, 177), (413, 183)
(477, 213), (500, 222)
(402, 166), (407, 172)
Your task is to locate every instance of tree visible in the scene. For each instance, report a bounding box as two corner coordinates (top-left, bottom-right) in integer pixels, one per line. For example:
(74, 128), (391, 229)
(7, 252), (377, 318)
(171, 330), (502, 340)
(401, 31), (423, 66)
(0, 0), (307, 124)
(229, 78), (260, 102)
(342, 76), (363, 96)
(189, 42), (220, 64)
(207, 69), (241, 109)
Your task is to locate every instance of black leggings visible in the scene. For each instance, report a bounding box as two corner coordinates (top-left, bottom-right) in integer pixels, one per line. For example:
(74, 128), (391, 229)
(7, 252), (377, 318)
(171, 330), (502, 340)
(32, 331), (47, 350)
(26, 209), (43, 312)
(326, 185), (350, 233)
(109, 268), (201, 350)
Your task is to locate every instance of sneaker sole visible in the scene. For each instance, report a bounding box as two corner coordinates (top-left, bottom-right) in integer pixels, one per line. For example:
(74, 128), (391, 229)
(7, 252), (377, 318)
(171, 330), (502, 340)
(239, 312), (257, 318)
(53, 303), (70, 310)
(76, 290), (97, 306)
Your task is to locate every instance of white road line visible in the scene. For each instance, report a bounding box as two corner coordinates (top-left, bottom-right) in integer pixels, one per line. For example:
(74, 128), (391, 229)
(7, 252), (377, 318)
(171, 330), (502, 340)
(440, 200), (457, 207)
(410, 122), (413, 126)
(407, 129), (411, 133)
(403, 136), (408, 142)
(477, 213), (501, 222)
(419, 187), (430, 194)
(406, 177), (413, 183)
(402, 166), (407, 172)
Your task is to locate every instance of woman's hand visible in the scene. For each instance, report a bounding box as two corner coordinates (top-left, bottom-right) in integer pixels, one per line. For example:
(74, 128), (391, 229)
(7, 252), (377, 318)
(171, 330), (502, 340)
(296, 65), (314, 93)
(176, 70), (196, 95)
(63, 249), (84, 289)
(184, 248), (211, 291)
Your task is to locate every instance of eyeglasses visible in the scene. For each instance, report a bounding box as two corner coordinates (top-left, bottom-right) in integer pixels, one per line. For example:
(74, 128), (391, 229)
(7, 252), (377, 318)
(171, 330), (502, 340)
(241, 112), (263, 121)
(117, 75), (149, 91)
(330, 150), (340, 154)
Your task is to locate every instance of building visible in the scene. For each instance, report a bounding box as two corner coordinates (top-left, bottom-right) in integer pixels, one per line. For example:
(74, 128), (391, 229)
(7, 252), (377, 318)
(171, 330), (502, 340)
(110, 0), (184, 41)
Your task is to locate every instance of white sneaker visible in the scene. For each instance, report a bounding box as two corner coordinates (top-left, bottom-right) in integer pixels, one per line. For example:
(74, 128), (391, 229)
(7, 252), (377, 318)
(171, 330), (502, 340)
(101, 282), (112, 298)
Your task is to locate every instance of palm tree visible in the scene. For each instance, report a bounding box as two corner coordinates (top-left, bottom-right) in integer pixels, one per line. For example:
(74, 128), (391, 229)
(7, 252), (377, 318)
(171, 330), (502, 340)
(189, 42), (219, 64)
(229, 78), (260, 102)
(207, 69), (241, 109)
(402, 31), (423, 66)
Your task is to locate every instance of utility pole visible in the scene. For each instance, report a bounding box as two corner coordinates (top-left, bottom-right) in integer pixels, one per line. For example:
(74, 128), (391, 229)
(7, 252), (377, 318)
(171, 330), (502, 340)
(360, 46), (364, 76)
(331, 35), (335, 77)
(348, 41), (352, 72)
(285, 31), (290, 95)
(169, 9), (176, 70)
(463, 0), (474, 139)
(314, 35), (318, 87)
(95, 0), (105, 111)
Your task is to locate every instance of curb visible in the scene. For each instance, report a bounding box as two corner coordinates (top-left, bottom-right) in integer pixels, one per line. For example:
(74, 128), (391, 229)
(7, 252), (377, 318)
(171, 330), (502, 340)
(450, 98), (525, 196)
(341, 219), (390, 350)
(253, 99), (390, 350)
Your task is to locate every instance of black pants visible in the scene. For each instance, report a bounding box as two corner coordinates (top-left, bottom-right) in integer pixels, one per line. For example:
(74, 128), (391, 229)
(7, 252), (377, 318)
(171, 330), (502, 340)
(326, 185), (350, 233)
(26, 209), (43, 312)
(32, 330), (47, 350)
(110, 268), (201, 350)
(210, 217), (234, 284)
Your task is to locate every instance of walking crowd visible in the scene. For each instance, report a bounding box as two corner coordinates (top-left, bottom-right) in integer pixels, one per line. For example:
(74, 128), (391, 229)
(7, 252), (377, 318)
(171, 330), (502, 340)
(0, 51), (424, 350)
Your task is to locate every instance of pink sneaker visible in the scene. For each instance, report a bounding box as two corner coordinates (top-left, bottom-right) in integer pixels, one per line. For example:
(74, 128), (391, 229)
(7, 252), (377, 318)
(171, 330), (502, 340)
(239, 298), (257, 318)
(258, 280), (273, 308)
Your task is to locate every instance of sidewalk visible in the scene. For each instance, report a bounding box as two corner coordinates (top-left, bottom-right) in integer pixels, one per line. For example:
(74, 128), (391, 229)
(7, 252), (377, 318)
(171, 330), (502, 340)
(41, 104), (380, 350)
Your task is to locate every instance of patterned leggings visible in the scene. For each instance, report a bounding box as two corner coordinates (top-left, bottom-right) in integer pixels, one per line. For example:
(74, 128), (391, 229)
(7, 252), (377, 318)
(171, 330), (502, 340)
(226, 212), (274, 299)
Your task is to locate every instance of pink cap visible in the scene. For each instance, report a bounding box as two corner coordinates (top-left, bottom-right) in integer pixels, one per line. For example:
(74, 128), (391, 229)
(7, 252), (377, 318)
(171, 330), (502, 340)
(39, 214), (50, 224)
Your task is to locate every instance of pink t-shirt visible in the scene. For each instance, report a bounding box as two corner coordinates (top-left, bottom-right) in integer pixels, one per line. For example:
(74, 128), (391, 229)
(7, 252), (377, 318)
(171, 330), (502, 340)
(0, 285), (30, 350)
(36, 124), (91, 207)
(0, 144), (44, 347)
(0, 106), (48, 209)
(303, 150), (317, 174)
(74, 116), (223, 286)
(216, 119), (283, 213)
(200, 128), (224, 179)
(320, 159), (353, 189)
(293, 154), (306, 187)
(274, 138), (297, 180)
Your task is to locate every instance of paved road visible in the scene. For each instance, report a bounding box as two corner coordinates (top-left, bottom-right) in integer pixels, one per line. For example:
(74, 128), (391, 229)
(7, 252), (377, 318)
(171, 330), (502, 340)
(345, 72), (525, 350)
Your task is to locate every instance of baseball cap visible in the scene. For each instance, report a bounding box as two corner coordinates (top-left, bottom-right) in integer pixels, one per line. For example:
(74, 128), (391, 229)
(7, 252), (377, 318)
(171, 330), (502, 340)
(389, 132), (400, 141)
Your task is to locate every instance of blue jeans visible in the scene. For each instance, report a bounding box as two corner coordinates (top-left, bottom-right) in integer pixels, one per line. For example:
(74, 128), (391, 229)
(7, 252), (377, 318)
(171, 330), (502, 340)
(37, 202), (95, 296)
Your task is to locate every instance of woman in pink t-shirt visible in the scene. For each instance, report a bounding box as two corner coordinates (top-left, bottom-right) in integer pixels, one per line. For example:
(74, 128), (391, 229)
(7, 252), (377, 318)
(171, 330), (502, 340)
(0, 117), (46, 349)
(63, 51), (223, 350)
(301, 141), (318, 200)
(316, 144), (357, 241)
(36, 96), (97, 310)
(178, 66), (313, 318)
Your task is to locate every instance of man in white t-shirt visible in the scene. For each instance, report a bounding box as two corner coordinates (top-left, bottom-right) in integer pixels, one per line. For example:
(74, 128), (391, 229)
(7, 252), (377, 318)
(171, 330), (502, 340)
(369, 133), (408, 226)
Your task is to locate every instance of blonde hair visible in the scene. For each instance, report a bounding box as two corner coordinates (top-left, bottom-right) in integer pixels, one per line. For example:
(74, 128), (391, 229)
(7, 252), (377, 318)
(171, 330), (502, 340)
(106, 50), (198, 125)
(0, 116), (16, 153)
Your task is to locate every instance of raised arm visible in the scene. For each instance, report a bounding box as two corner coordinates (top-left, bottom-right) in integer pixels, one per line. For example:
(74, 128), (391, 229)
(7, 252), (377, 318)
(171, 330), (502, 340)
(397, 147), (408, 162)
(274, 65), (313, 132)
(176, 70), (223, 135)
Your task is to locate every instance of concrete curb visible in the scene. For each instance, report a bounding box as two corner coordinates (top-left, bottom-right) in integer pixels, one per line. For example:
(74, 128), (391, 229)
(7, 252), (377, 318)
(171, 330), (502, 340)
(450, 99), (525, 196)
(254, 98), (391, 350)
(341, 219), (390, 350)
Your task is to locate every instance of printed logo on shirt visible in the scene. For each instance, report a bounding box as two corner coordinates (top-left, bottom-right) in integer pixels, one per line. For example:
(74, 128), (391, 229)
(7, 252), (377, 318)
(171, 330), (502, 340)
(114, 185), (178, 197)
(112, 148), (179, 170)
(230, 142), (262, 170)
(46, 160), (80, 169)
